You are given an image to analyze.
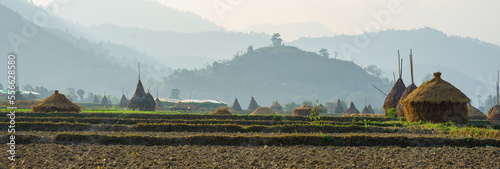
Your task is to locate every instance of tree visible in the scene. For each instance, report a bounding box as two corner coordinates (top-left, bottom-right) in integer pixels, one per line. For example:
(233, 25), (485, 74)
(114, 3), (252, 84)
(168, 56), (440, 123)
(66, 88), (78, 101)
(302, 100), (313, 106)
(364, 65), (384, 78)
(271, 33), (282, 47)
(319, 48), (329, 58)
(77, 89), (85, 101)
(34, 86), (50, 98)
(247, 45), (254, 54)
(169, 88), (181, 99)
(284, 102), (299, 111)
(85, 92), (94, 103)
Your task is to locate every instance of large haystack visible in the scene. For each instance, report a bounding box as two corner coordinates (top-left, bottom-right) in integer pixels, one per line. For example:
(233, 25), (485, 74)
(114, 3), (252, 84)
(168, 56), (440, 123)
(292, 104), (313, 116)
(367, 105), (375, 114)
(248, 96), (259, 110)
(250, 107), (276, 115)
(384, 78), (405, 116)
(93, 95), (99, 103)
(343, 102), (360, 114)
(401, 72), (470, 124)
(468, 105), (486, 120)
(128, 80), (147, 110)
(396, 84), (417, 117)
(155, 98), (163, 111)
(211, 107), (232, 115)
(101, 95), (109, 105)
(334, 99), (345, 114)
(231, 98), (242, 111)
(32, 90), (81, 113)
(317, 104), (328, 114)
(143, 91), (156, 111)
(361, 106), (373, 114)
(270, 101), (283, 112)
(487, 105), (500, 120)
(118, 94), (128, 109)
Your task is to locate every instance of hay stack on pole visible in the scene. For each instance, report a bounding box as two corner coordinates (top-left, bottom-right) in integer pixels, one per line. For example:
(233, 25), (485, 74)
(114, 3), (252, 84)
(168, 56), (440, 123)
(128, 63), (148, 111)
(334, 99), (345, 114)
(119, 94), (128, 108)
(468, 105), (487, 120)
(231, 98), (242, 111)
(250, 107), (276, 115)
(211, 107), (232, 115)
(384, 51), (406, 116)
(155, 90), (163, 111)
(293, 104), (313, 116)
(401, 72), (470, 124)
(270, 101), (283, 112)
(367, 105), (375, 114)
(101, 92), (109, 105)
(487, 70), (500, 120)
(397, 49), (418, 117)
(32, 90), (81, 113)
(93, 95), (99, 104)
(343, 102), (360, 114)
(143, 90), (156, 111)
(248, 96), (259, 111)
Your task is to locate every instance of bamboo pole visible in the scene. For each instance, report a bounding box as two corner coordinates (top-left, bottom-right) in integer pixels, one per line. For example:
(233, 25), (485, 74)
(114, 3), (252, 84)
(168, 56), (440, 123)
(400, 58), (403, 79)
(398, 50), (401, 78)
(497, 70), (499, 105)
(393, 72), (396, 82)
(410, 49), (414, 85)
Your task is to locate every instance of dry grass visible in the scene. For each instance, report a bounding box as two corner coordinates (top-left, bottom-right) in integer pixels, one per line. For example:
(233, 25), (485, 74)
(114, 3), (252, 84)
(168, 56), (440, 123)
(32, 90), (81, 113)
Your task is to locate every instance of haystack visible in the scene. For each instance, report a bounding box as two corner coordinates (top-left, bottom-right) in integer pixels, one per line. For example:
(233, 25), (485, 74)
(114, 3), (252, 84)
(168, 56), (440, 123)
(317, 104), (328, 114)
(32, 90), (81, 113)
(118, 94), (128, 108)
(93, 95), (99, 103)
(367, 105), (375, 114)
(334, 99), (345, 114)
(155, 98), (163, 111)
(101, 95), (109, 104)
(171, 102), (187, 110)
(270, 101), (283, 112)
(248, 96), (259, 110)
(292, 104), (313, 116)
(343, 102), (360, 114)
(128, 79), (147, 110)
(397, 50), (417, 117)
(143, 91), (156, 111)
(361, 106), (373, 114)
(231, 98), (242, 111)
(487, 70), (500, 121)
(250, 107), (275, 115)
(211, 107), (232, 115)
(401, 72), (470, 124)
(468, 105), (486, 120)
(217, 106), (235, 112)
(384, 51), (406, 116)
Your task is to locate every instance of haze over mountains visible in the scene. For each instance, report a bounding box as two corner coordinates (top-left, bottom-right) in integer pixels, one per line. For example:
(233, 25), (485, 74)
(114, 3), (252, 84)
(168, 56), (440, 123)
(1, 0), (499, 107)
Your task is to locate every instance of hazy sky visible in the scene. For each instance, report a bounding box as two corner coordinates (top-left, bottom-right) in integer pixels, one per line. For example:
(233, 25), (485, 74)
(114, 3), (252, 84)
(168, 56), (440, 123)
(32, 0), (500, 45)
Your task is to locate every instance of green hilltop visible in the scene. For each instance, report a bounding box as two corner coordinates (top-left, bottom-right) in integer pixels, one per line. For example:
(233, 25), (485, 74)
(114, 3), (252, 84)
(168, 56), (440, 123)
(163, 46), (392, 108)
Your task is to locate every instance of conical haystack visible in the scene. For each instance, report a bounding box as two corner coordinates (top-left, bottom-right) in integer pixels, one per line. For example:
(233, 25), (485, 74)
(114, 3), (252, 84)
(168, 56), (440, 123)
(143, 91), (156, 111)
(334, 99), (345, 114)
(101, 95), (109, 104)
(93, 95), (99, 103)
(292, 104), (313, 116)
(32, 90), (81, 113)
(155, 98), (163, 111)
(367, 105), (375, 114)
(487, 105), (500, 120)
(396, 84), (417, 117)
(231, 98), (242, 111)
(401, 72), (470, 124)
(211, 107), (232, 115)
(317, 104), (328, 114)
(119, 94), (128, 108)
(343, 102), (360, 114)
(468, 105), (486, 120)
(361, 106), (373, 114)
(384, 51), (406, 116)
(248, 96), (259, 110)
(128, 80), (147, 110)
(250, 107), (275, 115)
(270, 101), (283, 112)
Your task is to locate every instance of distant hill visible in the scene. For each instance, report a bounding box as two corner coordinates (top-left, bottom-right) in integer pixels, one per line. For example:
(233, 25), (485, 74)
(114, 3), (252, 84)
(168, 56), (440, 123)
(163, 46), (392, 108)
(244, 22), (335, 41)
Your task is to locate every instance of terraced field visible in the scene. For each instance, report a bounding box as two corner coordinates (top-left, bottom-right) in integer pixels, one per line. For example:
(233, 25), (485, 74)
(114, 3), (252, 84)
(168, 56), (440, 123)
(1, 111), (500, 168)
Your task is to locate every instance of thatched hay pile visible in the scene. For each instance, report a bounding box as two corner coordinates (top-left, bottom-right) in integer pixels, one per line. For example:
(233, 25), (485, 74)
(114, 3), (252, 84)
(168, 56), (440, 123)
(487, 105), (500, 120)
(317, 104), (328, 113)
(211, 107), (232, 115)
(142, 91), (156, 111)
(401, 72), (470, 124)
(32, 90), (81, 113)
(361, 106), (373, 114)
(384, 78), (405, 116)
(468, 105), (486, 120)
(101, 95), (109, 104)
(292, 104), (313, 116)
(128, 80), (148, 111)
(343, 102), (360, 114)
(397, 84), (417, 117)
(93, 95), (99, 103)
(250, 107), (276, 115)
(155, 98), (163, 111)
(231, 98), (242, 111)
(248, 97), (259, 110)
(217, 106), (235, 112)
(118, 94), (128, 109)
(334, 99), (345, 114)
(270, 101), (283, 112)
(171, 102), (188, 110)
(367, 105), (375, 114)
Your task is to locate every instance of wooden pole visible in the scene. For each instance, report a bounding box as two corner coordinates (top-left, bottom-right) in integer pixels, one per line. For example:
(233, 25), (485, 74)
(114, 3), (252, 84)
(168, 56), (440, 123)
(400, 58), (403, 79)
(398, 50), (401, 79)
(393, 72), (396, 82)
(410, 49), (414, 85)
(497, 70), (499, 105)
(138, 63), (141, 80)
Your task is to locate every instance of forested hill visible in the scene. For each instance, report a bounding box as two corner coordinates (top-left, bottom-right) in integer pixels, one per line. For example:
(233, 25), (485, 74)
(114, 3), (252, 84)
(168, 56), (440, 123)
(163, 46), (392, 108)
